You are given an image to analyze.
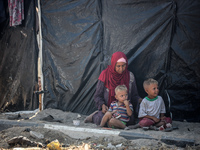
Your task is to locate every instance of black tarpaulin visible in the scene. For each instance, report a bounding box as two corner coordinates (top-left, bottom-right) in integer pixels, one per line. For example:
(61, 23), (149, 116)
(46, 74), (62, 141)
(41, 0), (102, 114)
(0, 0), (38, 111)
(41, 0), (200, 122)
(168, 1), (200, 121)
(0, 0), (199, 122)
(0, 0), (6, 23)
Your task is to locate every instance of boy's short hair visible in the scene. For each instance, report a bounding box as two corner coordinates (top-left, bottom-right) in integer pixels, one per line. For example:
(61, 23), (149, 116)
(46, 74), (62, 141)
(143, 78), (158, 90)
(115, 85), (127, 94)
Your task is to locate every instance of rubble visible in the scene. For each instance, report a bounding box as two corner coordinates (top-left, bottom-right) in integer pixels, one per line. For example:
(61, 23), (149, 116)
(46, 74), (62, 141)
(0, 108), (199, 149)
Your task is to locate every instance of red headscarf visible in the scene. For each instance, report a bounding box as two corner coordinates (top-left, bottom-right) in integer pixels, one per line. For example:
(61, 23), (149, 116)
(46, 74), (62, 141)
(98, 51), (130, 107)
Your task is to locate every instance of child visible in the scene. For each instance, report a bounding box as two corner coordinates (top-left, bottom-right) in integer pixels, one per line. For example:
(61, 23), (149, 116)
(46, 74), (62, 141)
(136, 78), (172, 130)
(99, 85), (133, 129)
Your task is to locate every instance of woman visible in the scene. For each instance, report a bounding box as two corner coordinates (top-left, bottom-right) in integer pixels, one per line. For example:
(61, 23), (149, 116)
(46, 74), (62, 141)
(85, 51), (141, 126)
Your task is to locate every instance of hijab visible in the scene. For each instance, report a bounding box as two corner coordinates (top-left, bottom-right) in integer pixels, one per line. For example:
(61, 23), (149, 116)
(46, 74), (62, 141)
(98, 51), (130, 107)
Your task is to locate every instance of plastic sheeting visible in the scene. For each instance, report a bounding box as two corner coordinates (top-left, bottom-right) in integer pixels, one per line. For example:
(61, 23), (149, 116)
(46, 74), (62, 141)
(0, 0), (6, 23)
(0, 0), (199, 122)
(41, 0), (102, 115)
(41, 0), (200, 122)
(0, 0), (38, 111)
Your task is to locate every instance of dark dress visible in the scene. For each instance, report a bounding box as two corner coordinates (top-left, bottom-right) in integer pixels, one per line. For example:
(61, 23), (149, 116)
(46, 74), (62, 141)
(92, 72), (141, 125)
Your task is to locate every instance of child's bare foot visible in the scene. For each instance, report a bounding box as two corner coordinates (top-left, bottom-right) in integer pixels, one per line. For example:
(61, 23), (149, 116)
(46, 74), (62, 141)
(84, 110), (98, 123)
(97, 125), (112, 130)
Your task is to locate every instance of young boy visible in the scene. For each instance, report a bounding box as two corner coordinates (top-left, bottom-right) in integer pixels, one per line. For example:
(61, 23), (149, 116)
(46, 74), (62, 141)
(137, 78), (172, 130)
(99, 85), (133, 129)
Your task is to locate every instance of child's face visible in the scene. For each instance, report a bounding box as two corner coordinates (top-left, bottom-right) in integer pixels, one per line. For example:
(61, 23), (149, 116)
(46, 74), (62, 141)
(115, 90), (128, 103)
(145, 83), (159, 99)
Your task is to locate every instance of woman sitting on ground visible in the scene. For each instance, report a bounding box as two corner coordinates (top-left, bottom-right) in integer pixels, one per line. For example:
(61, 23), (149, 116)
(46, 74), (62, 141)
(85, 51), (142, 126)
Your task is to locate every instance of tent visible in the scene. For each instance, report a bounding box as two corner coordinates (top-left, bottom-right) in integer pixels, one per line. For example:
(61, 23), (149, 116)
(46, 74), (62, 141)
(0, 0), (200, 122)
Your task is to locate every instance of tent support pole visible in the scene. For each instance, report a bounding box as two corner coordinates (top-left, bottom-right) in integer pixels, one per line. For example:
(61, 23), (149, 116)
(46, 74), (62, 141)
(36, 0), (43, 111)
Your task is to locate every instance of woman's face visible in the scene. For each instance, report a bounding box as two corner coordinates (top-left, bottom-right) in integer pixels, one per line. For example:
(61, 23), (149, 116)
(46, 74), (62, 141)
(115, 62), (126, 74)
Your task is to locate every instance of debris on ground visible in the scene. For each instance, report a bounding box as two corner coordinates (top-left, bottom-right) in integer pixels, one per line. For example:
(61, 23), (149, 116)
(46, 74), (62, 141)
(0, 108), (199, 149)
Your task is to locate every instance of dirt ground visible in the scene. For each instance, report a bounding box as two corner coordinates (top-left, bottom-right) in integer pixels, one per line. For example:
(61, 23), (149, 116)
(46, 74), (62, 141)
(0, 108), (200, 150)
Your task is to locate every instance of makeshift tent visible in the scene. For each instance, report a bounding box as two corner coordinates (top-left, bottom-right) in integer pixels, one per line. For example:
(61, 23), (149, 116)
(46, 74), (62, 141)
(0, 0), (200, 122)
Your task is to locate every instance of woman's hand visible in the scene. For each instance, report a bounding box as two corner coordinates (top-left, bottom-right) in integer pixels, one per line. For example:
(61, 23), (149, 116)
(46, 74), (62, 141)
(102, 104), (108, 114)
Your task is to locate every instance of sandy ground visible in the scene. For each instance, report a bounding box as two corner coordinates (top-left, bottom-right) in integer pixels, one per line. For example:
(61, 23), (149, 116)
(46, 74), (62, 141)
(0, 108), (200, 149)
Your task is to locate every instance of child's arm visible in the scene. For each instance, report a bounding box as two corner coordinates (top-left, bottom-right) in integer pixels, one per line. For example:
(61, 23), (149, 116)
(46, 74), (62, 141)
(138, 100), (160, 122)
(111, 110), (117, 114)
(142, 115), (160, 123)
(124, 100), (132, 116)
(160, 113), (166, 120)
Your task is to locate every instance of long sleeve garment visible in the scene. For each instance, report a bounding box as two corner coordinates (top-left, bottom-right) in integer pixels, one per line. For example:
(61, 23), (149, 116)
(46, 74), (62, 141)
(93, 72), (141, 125)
